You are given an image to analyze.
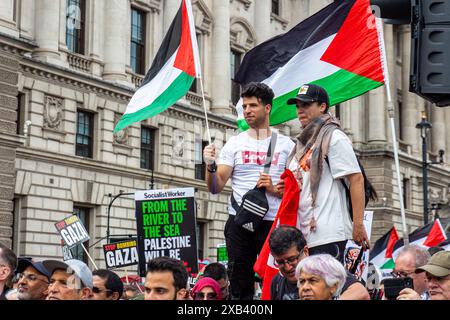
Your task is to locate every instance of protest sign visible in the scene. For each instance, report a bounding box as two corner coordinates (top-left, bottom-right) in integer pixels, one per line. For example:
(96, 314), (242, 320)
(61, 239), (73, 261)
(344, 211), (374, 283)
(54, 215), (90, 249)
(103, 239), (139, 269)
(135, 188), (198, 276)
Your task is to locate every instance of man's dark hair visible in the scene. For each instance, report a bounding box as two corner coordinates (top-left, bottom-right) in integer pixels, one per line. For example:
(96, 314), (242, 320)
(203, 263), (228, 281)
(146, 257), (188, 291)
(269, 225), (307, 256)
(241, 82), (275, 108)
(93, 269), (124, 299)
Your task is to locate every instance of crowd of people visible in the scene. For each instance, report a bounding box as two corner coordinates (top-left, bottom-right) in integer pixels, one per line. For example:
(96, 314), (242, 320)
(1, 236), (449, 301)
(1, 82), (449, 301)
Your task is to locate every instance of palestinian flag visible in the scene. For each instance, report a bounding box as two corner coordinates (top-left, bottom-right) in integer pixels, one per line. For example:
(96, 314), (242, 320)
(370, 227), (399, 271)
(254, 169), (299, 300)
(392, 219), (448, 259)
(438, 237), (450, 251)
(114, 0), (200, 133)
(234, 0), (385, 131)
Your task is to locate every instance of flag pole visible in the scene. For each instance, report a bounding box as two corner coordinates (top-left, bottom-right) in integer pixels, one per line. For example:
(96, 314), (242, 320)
(81, 243), (99, 270)
(377, 18), (409, 245)
(198, 77), (212, 145)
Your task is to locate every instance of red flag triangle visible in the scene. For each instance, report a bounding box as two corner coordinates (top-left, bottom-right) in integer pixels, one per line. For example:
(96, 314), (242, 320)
(423, 219), (447, 247)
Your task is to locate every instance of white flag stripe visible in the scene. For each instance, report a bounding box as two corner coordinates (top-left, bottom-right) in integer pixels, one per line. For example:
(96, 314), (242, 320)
(125, 51), (181, 115)
(236, 35), (339, 121)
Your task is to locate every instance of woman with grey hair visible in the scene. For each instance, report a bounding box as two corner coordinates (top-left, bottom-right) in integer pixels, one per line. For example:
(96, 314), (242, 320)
(295, 254), (347, 300)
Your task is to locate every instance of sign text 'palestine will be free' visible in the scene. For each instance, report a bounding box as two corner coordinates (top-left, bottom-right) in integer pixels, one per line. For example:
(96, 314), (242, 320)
(135, 188), (198, 276)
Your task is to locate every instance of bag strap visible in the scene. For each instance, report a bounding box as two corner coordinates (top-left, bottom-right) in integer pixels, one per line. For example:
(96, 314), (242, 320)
(230, 132), (277, 211)
(263, 132), (278, 174)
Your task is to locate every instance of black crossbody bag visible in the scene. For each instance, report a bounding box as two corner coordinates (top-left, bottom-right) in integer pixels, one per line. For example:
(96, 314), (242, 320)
(231, 132), (278, 233)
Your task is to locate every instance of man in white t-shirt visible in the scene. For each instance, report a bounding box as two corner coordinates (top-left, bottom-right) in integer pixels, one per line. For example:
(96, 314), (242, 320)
(203, 82), (295, 300)
(285, 84), (370, 263)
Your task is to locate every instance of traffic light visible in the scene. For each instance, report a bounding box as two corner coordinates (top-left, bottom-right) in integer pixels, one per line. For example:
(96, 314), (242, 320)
(371, 0), (450, 107)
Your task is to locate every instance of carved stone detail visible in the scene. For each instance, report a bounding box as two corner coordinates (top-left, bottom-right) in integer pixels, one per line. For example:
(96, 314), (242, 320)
(113, 113), (129, 145)
(44, 95), (63, 129)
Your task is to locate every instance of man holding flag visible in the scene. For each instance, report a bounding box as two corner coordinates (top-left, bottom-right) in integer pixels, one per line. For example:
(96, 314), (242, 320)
(203, 83), (294, 300)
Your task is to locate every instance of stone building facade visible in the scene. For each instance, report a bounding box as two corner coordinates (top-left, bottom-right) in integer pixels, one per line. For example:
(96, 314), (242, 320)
(0, 0), (449, 271)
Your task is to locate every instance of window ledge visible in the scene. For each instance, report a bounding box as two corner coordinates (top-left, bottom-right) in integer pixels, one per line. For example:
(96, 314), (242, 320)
(113, 142), (133, 156)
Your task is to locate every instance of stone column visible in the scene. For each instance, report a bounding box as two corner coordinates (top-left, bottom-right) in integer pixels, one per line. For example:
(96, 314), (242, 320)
(0, 52), (22, 248)
(384, 24), (395, 145)
(368, 86), (387, 144)
(164, 0), (181, 34)
(401, 26), (419, 153)
(103, 0), (128, 83)
(254, 0), (272, 44)
(89, 0), (105, 77)
(33, 0), (62, 64)
(349, 97), (364, 146)
(431, 105), (445, 155)
(211, 0), (231, 113)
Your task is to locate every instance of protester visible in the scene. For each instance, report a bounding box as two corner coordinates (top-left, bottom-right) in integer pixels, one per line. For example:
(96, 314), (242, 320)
(144, 257), (190, 300)
(415, 251), (450, 300)
(269, 225), (370, 300)
(393, 245), (430, 300)
(285, 84), (370, 262)
(0, 243), (17, 300)
(43, 259), (93, 300)
(191, 277), (222, 300)
(122, 284), (140, 300)
(203, 82), (295, 299)
(16, 258), (50, 300)
(203, 262), (230, 300)
(90, 269), (123, 300)
(296, 254), (347, 300)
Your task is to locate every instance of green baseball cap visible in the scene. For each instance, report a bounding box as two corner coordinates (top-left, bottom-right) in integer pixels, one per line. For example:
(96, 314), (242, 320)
(415, 251), (450, 277)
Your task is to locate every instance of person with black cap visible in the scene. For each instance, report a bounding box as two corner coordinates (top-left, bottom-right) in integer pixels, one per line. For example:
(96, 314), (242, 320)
(285, 84), (370, 263)
(43, 259), (93, 300)
(16, 258), (51, 300)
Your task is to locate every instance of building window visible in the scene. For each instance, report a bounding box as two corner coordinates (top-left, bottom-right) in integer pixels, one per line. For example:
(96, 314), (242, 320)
(66, 0), (86, 54)
(141, 127), (155, 170)
(16, 93), (25, 135)
(231, 50), (242, 105)
(195, 138), (208, 180)
(72, 207), (90, 263)
(196, 221), (206, 260)
(402, 178), (410, 209)
(131, 8), (146, 75)
(334, 104), (341, 120)
(272, 0), (280, 15)
(76, 110), (94, 158)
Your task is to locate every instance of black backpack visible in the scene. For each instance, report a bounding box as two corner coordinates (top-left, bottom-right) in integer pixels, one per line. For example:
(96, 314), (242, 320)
(325, 157), (377, 221)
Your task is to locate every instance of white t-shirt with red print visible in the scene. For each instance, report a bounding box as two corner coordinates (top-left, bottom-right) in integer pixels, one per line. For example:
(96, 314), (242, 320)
(288, 130), (360, 248)
(218, 131), (295, 221)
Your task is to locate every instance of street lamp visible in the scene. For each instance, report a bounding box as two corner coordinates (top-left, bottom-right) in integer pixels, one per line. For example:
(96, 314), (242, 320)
(415, 111), (445, 225)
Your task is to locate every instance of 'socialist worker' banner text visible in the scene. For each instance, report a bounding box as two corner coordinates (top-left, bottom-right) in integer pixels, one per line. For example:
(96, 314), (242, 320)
(103, 239), (139, 269)
(135, 188), (198, 276)
(54, 215), (90, 249)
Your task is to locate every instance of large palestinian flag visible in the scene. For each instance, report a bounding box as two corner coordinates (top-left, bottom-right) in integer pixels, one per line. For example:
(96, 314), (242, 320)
(234, 0), (385, 131)
(391, 219), (448, 259)
(370, 227), (399, 272)
(114, 0), (200, 133)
